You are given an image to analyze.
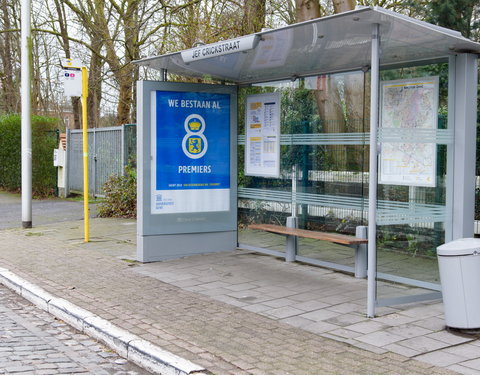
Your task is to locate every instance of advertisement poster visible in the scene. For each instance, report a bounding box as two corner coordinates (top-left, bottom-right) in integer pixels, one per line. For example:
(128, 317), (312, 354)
(379, 77), (438, 187)
(245, 93), (280, 177)
(151, 90), (230, 214)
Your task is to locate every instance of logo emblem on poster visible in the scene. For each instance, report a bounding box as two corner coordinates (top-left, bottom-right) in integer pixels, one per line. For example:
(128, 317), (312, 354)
(182, 114), (208, 159)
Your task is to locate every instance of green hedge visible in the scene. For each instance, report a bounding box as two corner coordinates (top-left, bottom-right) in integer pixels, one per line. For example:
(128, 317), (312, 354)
(0, 114), (58, 196)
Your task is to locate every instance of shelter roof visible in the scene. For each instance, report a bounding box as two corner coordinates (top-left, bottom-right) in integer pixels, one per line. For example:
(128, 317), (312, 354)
(134, 6), (480, 85)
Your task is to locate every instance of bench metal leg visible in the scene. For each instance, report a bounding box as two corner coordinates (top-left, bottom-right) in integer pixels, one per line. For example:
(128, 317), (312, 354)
(355, 225), (368, 278)
(285, 216), (298, 262)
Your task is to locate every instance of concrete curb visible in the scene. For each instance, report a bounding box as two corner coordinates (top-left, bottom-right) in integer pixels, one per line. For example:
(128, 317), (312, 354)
(0, 267), (208, 375)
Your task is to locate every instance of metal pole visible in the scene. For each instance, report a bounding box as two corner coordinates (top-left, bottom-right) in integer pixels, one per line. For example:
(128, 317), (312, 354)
(367, 23), (380, 318)
(21, 0), (32, 228)
(291, 165), (297, 217)
(82, 67), (89, 242)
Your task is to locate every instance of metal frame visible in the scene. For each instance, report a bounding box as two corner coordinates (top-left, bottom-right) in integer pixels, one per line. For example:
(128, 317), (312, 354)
(367, 23), (380, 318)
(451, 54), (479, 240)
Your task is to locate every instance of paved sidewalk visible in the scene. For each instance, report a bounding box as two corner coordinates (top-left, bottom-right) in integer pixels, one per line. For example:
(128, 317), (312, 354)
(0, 216), (478, 374)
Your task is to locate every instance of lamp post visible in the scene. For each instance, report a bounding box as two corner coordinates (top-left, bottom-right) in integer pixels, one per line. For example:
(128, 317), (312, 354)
(21, 0), (32, 228)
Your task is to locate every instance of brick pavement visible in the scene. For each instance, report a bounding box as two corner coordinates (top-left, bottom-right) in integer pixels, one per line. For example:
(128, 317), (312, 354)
(0, 284), (150, 374)
(0, 226), (459, 375)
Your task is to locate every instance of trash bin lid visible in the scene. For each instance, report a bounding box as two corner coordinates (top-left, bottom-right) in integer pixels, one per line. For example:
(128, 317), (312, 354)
(437, 238), (480, 256)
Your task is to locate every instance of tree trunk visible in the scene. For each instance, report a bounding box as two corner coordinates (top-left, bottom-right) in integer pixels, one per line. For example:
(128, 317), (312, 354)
(0, 0), (19, 113)
(344, 71), (367, 171)
(296, 0), (348, 170)
(331, 0), (365, 171)
(332, 0), (356, 13)
(295, 0), (320, 21)
(314, 76), (347, 170)
(87, 30), (104, 128)
(242, 0), (266, 34)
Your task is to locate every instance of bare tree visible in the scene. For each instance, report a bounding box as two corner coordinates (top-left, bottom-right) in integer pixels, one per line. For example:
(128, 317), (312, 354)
(0, 0), (20, 113)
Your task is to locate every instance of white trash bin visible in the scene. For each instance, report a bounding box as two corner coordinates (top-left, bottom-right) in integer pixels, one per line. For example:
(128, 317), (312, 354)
(437, 238), (480, 329)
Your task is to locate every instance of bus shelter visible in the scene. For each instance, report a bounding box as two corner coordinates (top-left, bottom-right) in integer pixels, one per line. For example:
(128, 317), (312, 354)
(135, 6), (480, 317)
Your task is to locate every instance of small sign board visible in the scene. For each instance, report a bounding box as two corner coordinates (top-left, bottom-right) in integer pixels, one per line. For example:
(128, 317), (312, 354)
(181, 35), (258, 63)
(53, 149), (59, 166)
(53, 148), (65, 167)
(245, 92), (281, 178)
(62, 59), (82, 97)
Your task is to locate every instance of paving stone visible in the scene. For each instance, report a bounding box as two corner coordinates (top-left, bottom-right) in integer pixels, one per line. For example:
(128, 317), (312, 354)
(0, 286), (149, 375)
(447, 364), (480, 375)
(299, 308), (339, 322)
(416, 351), (465, 367)
(426, 330), (475, 345)
(462, 358), (480, 371)
(383, 343), (421, 358)
(345, 320), (387, 334)
(400, 336), (452, 353)
(264, 306), (304, 319)
(385, 324), (433, 339)
(444, 343), (480, 359)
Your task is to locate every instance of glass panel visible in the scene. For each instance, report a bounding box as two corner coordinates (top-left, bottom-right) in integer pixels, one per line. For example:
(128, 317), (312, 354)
(238, 62), (450, 310)
(238, 71), (368, 270)
(375, 63), (449, 304)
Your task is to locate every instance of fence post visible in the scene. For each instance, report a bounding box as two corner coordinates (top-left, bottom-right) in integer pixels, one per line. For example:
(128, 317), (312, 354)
(65, 129), (70, 197)
(121, 124), (125, 173)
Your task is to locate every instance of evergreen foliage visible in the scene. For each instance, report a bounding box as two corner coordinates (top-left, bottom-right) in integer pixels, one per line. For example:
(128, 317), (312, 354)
(426, 0), (477, 38)
(0, 114), (58, 196)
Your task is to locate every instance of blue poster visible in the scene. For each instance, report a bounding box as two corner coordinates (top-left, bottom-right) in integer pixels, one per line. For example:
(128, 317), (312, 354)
(152, 90), (230, 214)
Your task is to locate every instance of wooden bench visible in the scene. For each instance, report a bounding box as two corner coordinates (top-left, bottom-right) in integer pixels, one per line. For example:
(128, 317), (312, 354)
(248, 223), (368, 278)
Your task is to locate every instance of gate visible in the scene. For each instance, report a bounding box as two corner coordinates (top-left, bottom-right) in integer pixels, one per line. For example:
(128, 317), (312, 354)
(66, 125), (136, 197)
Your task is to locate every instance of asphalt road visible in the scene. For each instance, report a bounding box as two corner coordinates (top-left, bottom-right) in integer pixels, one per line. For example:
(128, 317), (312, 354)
(0, 192), (97, 230)
(0, 284), (150, 375)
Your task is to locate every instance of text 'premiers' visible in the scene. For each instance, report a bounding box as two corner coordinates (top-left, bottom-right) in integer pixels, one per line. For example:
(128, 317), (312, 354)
(178, 165), (212, 173)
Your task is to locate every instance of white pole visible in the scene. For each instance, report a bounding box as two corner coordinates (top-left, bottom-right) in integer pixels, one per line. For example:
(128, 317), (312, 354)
(367, 23), (380, 318)
(21, 0), (32, 228)
(291, 165), (297, 217)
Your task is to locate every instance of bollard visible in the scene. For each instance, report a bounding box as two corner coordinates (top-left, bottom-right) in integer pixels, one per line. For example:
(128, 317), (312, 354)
(355, 226), (368, 278)
(285, 216), (298, 262)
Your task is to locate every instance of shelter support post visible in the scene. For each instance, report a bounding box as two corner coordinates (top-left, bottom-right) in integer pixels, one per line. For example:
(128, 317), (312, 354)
(450, 54), (478, 240)
(367, 23), (380, 318)
(445, 57), (456, 243)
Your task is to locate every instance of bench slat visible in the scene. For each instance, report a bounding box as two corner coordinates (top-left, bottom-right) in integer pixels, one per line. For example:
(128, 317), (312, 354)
(249, 223), (368, 245)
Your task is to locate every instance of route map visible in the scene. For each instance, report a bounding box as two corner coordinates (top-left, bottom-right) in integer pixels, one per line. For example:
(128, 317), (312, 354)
(379, 77), (439, 187)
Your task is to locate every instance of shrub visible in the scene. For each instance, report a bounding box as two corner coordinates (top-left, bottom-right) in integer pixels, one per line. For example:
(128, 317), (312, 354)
(97, 165), (137, 218)
(0, 114), (58, 196)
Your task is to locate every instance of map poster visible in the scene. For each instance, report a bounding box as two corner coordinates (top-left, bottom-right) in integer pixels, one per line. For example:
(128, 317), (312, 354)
(151, 90), (230, 214)
(379, 77), (439, 187)
(245, 93), (281, 178)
